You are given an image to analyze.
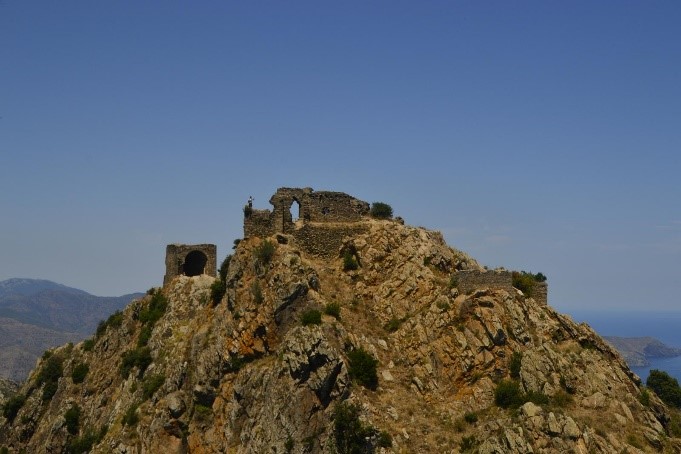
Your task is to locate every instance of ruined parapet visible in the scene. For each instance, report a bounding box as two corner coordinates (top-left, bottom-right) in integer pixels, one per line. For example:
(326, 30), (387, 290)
(456, 270), (514, 294)
(533, 281), (548, 305)
(244, 187), (370, 238)
(164, 243), (217, 286)
(292, 223), (370, 258)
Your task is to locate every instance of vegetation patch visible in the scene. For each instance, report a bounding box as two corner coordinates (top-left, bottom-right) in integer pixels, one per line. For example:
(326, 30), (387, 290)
(251, 280), (264, 304)
(82, 338), (95, 352)
(120, 347), (153, 378)
(333, 401), (375, 454)
(71, 362), (89, 384)
(36, 353), (64, 401)
(96, 310), (124, 337)
(460, 435), (477, 452)
(193, 404), (212, 422)
(2, 394), (26, 422)
(647, 369), (681, 407)
(138, 292), (168, 325)
(65, 426), (107, 454)
(254, 240), (276, 265)
(324, 302), (341, 320)
(347, 348), (378, 390)
(384, 317), (403, 333)
(370, 202), (393, 219)
(142, 374), (165, 400)
(494, 380), (525, 408)
(64, 404), (81, 435)
(210, 279), (226, 306)
(301, 309), (322, 326)
(509, 352), (522, 379)
(122, 403), (139, 427)
(342, 250), (359, 271)
(511, 271), (546, 297)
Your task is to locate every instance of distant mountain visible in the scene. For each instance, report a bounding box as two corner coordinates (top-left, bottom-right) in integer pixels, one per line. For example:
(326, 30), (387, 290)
(0, 278), (142, 381)
(0, 278), (142, 335)
(604, 336), (681, 367)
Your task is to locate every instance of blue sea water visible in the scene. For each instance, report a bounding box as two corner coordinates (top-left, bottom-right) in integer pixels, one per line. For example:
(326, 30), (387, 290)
(566, 310), (681, 384)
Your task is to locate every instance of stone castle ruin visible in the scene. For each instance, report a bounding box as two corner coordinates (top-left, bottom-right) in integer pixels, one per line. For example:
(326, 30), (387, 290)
(164, 243), (217, 286)
(162, 187), (547, 304)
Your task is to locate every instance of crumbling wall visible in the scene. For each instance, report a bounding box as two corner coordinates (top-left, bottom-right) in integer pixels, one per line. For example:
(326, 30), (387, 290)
(243, 187), (370, 239)
(164, 244), (217, 286)
(456, 270), (548, 304)
(292, 224), (370, 259)
(456, 270), (514, 294)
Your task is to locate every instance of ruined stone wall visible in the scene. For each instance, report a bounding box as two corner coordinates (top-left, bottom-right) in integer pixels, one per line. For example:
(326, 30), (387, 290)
(533, 281), (548, 305)
(292, 223), (370, 258)
(456, 270), (548, 304)
(164, 244), (217, 286)
(244, 210), (275, 238)
(456, 270), (514, 294)
(243, 187), (370, 239)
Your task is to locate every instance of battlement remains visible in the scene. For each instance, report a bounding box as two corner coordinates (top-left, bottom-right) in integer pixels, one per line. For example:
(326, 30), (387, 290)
(456, 270), (548, 305)
(244, 187), (370, 238)
(164, 243), (217, 286)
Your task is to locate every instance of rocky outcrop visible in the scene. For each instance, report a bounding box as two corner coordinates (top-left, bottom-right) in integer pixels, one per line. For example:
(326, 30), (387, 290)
(0, 218), (678, 453)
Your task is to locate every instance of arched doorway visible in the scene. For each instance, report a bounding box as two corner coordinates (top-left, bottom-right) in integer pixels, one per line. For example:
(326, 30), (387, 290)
(290, 199), (301, 222)
(183, 250), (208, 276)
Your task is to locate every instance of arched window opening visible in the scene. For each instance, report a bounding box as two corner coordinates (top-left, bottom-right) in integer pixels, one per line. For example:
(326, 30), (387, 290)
(183, 250), (208, 277)
(290, 200), (301, 222)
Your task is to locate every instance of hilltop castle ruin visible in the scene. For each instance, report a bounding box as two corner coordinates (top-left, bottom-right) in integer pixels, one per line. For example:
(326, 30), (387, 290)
(162, 187), (547, 304)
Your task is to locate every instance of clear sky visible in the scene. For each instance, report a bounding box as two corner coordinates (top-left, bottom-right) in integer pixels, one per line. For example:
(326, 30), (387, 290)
(1, 2), (679, 312)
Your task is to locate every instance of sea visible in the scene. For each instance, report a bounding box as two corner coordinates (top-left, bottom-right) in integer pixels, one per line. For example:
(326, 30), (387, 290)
(566, 310), (681, 384)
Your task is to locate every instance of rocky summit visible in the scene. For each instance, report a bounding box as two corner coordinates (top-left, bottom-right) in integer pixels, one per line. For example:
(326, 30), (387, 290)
(1, 200), (680, 453)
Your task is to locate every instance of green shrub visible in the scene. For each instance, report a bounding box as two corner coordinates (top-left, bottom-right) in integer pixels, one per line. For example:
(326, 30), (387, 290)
(122, 404), (139, 427)
(210, 278), (226, 306)
(138, 293), (168, 325)
(333, 401), (372, 454)
(106, 310), (124, 328)
(71, 363), (89, 384)
(647, 369), (681, 407)
(639, 388), (651, 407)
(65, 426), (105, 454)
(377, 430), (392, 447)
(384, 317), (402, 333)
(120, 347), (152, 378)
(370, 202), (393, 219)
(301, 309), (322, 326)
(193, 404), (212, 422)
(218, 254), (232, 281)
(254, 240), (276, 265)
(463, 412), (478, 424)
(82, 338), (95, 351)
(526, 390), (549, 406)
(669, 410), (681, 437)
(512, 272), (536, 296)
(137, 325), (153, 347)
(64, 404), (81, 435)
(494, 380), (524, 408)
(2, 394), (26, 422)
(509, 352), (522, 379)
(551, 389), (574, 407)
(460, 435), (477, 452)
(37, 354), (64, 385)
(448, 275), (459, 289)
(342, 250), (359, 271)
(142, 374), (165, 400)
(251, 280), (263, 304)
(347, 348), (378, 390)
(324, 302), (341, 320)
(42, 380), (58, 401)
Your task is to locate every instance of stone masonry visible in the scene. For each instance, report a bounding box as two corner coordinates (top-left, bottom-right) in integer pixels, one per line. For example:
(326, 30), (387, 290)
(164, 244), (217, 286)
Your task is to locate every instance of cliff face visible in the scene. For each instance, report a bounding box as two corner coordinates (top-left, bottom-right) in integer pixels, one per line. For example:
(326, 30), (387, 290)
(1, 219), (679, 453)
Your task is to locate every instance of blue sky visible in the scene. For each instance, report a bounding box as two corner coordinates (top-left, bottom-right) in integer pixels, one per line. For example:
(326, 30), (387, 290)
(1, 2), (679, 312)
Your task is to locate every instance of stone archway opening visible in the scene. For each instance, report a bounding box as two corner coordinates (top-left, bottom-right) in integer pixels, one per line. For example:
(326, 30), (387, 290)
(290, 199), (301, 222)
(183, 250), (208, 277)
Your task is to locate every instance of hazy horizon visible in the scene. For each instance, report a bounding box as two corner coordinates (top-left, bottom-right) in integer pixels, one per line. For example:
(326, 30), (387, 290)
(2, 2), (679, 311)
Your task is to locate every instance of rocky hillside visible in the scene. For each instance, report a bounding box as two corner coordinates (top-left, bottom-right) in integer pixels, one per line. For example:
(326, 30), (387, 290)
(1, 219), (680, 453)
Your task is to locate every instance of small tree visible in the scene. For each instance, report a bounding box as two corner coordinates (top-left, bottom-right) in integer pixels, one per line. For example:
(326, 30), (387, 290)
(65, 404), (81, 435)
(347, 348), (379, 390)
(301, 309), (322, 326)
(71, 363), (89, 384)
(370, 202), (393, 219)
